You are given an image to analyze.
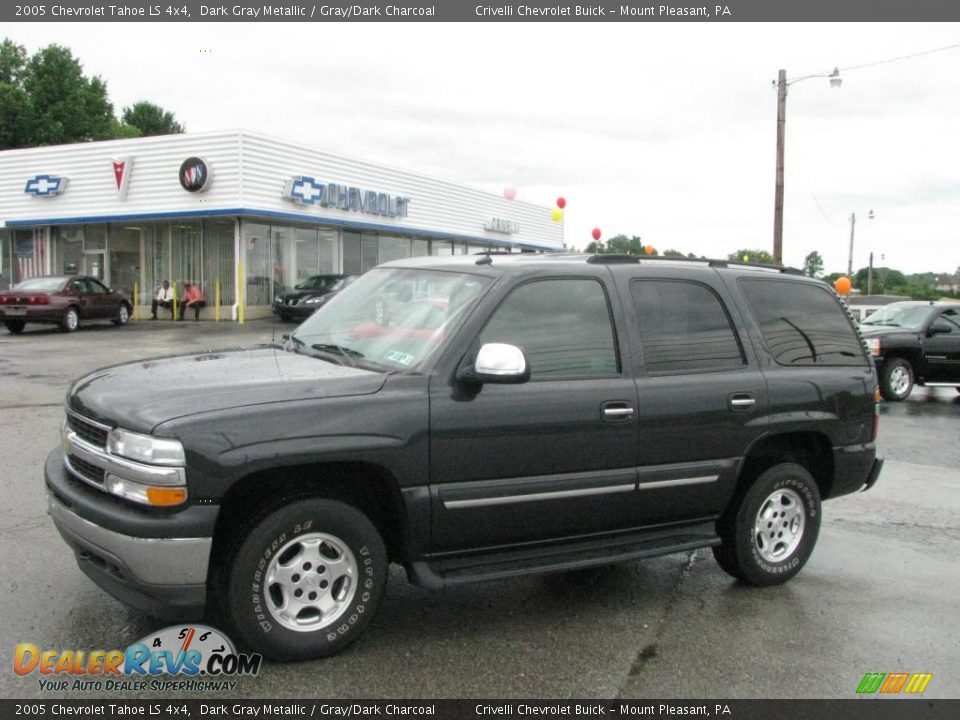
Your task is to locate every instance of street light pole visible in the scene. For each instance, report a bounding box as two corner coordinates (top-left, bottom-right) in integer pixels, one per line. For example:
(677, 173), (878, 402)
(773, 69), (787, 266)
(771, 67), (842, 267)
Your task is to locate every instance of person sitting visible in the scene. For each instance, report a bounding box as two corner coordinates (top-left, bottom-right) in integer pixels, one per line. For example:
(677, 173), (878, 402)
(179, 282), (207, 321)
(151, 280), (174, 320)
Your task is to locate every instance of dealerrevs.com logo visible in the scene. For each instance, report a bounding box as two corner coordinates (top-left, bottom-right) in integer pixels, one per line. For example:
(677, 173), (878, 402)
(15, 625), (261, 693)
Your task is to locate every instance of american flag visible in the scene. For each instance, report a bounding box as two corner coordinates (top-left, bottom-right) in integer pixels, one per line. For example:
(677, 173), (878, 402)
(15, 235), (44, 282)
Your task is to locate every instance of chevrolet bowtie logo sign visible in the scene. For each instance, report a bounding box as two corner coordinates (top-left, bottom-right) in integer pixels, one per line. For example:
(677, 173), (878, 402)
(285, 175), (410, 218)
(24, 174), (68, 197)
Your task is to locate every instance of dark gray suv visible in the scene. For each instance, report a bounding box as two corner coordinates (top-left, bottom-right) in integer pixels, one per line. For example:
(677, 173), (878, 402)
(46, 253), (883, 660)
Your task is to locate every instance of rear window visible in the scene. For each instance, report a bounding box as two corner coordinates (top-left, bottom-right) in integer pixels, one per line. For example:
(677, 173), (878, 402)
(739, 279), (868, 367)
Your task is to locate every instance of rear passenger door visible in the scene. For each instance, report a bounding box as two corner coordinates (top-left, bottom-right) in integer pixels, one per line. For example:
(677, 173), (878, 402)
(610, 265), (768, 524)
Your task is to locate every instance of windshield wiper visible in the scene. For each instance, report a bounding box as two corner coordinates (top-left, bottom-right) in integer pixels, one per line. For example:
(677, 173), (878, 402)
(310, 343), (365, 367)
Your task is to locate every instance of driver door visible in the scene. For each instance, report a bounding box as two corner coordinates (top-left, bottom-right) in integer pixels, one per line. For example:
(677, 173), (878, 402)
(428, 276), (640, 553)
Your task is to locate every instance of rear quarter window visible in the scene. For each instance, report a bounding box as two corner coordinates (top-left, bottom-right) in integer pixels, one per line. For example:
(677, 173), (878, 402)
(739, 278), (869, 367)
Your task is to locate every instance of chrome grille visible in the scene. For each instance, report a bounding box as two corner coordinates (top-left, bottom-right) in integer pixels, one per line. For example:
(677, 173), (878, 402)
(67, 454), (106, 486)
(67, 412), (110, 448)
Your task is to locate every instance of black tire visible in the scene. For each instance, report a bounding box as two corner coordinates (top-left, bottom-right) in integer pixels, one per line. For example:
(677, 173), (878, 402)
(60, 306), (80, 333)
(223, 498), (388, 661)
(713, 463), (821, 586)
(112, 303), (131, 326)
(880, 357), (914, 401)
(5, 320), (25, 334)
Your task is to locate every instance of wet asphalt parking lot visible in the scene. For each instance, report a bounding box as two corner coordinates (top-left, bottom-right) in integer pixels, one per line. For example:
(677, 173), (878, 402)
(1, 318), (958, 700)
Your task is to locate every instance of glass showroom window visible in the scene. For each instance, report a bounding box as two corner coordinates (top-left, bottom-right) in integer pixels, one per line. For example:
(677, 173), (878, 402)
(203, 219), (235, 305)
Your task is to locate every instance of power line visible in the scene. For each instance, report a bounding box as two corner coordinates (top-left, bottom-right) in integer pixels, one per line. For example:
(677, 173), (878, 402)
(839, 42), (960, 74)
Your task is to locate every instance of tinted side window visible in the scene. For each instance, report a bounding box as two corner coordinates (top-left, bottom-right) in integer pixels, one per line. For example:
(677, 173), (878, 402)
(935, 309), (960, 333)
(479, 278), (619, 379)
(740, 279), (868, 366)
(631, 279), (744, 373)
(88, 279), (109, 294)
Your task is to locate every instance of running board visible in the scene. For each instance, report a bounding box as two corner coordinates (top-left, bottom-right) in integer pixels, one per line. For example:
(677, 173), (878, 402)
(406, 521), (719, 589)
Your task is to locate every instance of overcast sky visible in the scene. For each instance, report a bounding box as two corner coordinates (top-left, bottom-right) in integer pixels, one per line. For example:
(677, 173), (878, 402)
(7, 22), (960, 275)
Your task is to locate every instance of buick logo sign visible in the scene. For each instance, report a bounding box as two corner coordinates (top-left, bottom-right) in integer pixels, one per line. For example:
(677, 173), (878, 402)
(179, 156), (212, 193)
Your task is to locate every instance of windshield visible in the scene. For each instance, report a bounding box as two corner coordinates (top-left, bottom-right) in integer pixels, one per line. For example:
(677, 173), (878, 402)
(12, 277), (66, 292)
(861, 305), (934, 330)
(291, 268), (490, 372)
(295, 275), (340, 290)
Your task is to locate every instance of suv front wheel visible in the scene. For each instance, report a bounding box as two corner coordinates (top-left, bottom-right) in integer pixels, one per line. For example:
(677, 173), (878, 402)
(224, 498), (388, 661)
(713, 463), (821, 586)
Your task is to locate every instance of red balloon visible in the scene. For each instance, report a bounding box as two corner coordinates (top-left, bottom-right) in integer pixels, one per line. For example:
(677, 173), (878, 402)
(591, 228), (601, 241)
(556, 197), (566, 209)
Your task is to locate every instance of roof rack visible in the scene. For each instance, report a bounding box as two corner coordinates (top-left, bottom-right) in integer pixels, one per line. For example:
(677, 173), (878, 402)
(586, 253), (805, 275)
(586, 254), (640, 264)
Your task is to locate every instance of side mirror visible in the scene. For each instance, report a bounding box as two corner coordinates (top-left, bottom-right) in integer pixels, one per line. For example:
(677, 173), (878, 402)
(458, 343), (530, 385)
(928, 322), (951, 336)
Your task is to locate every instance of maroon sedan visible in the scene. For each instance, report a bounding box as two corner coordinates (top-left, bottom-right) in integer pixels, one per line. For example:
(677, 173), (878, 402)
(0, 276), (132, 334)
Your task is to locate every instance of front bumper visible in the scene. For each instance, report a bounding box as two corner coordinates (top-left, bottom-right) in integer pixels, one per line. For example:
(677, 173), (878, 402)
(45, 448), (216, 619)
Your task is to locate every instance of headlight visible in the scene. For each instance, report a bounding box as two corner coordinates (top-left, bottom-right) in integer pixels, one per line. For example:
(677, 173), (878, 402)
(274, 296), (283, 304)
(866, 338), (881, 356)
(303, 295), (326, 306)
(107, 428), (186, 466)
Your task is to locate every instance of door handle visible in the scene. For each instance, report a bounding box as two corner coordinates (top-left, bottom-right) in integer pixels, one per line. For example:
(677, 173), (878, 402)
(601, 401), (635, 421)
(728, 394), (756, 411)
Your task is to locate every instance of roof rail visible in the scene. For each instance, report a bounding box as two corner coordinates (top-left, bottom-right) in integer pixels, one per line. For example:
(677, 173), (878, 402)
(585, 253), (805, 275)
(587, 254), (640, 264)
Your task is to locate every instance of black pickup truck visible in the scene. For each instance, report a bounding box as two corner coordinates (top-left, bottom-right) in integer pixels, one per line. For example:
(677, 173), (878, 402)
(859, 300), (960, 401)
(46, 254), (883, 660)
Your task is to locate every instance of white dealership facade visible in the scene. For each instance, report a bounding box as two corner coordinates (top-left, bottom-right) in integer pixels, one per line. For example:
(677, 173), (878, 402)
(0, 130), (562, 319)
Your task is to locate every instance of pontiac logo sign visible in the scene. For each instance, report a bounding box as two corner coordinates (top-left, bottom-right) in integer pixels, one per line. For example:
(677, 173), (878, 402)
(24, 174), (68, 197)
(285, 175), (410, 218)
(112, 157), (133, 200)
(179, 157), (212, 193)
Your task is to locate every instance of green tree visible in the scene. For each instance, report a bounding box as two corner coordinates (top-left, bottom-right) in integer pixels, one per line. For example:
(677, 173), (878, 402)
(18, 43), (116, 147)
(0, 39), (185, 150)
(729, 249), (774, 264)
(662, 249), (685, 257)
(802, 251), (824, 278)
(853, 267), (906, 294)
(0, 39), (28, 148)
(121, 100), (184, 137)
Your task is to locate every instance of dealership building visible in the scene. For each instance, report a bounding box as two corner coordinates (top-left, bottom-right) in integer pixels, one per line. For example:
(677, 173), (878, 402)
(0, 131), (563, 319)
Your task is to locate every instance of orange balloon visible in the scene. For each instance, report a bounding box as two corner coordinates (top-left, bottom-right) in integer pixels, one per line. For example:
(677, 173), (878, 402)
(644, 245), (654, 255)
(834, 276), (852, 295)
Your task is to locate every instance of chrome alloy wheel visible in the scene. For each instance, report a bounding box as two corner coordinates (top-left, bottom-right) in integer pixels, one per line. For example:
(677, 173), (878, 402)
(889, 366), (911, 396)
(264, 532), (358, 632)
(65, 308), (79, 331)
(753, 488), (806, 563)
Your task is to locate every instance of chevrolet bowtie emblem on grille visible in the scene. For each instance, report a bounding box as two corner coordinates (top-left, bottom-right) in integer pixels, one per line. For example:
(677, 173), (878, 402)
(24, 174), (68, 197)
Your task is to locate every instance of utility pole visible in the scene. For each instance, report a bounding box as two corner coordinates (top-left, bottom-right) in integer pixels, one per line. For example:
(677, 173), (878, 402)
(867, 251), (874, 295)
(847, 212), (856, 279)
(773, 69), (787, 266)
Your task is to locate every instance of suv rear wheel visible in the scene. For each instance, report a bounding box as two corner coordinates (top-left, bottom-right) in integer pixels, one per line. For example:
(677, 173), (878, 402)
(4, 320), (25, 334)
(224, 498), (388, 661)
(880, 357), (914, 401)
(713, 463), (821, 586)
